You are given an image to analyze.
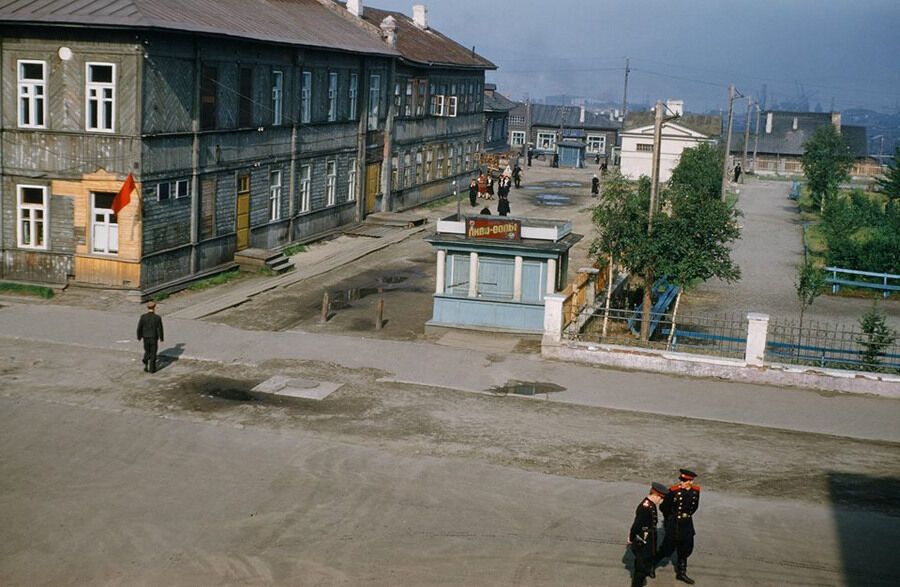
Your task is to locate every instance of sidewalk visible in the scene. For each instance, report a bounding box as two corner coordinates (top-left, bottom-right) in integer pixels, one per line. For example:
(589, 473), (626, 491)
(1, 302), (897, 443)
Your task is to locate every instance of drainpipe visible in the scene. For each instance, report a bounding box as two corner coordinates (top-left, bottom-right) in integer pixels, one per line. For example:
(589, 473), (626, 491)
(355, 57), (367, 222)
(0, 35), (5, 278)
(287, 57), (299, 241)
(381, 58), (396, 211)
(190, 40), (201, 274)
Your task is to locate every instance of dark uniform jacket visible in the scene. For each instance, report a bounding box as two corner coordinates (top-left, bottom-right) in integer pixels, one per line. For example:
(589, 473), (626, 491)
(660, 484), (700, 538)
(629, 497), (659, 553)
(137, 312), (164, 342)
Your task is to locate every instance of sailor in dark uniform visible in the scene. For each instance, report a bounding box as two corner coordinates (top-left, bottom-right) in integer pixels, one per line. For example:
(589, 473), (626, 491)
(655, 469), (701, 584)
(629, 482), (668, 587)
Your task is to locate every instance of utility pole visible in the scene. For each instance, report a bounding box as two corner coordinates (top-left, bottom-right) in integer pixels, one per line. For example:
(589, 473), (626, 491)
(752, 102), (761, 173)
(721, 84), (740, 200)
(641, 99), (665, 343)
(741, 98), (753, 175)
(621, 58), (630, 124)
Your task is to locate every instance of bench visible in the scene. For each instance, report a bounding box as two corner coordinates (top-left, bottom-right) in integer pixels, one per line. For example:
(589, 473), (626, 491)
(825, 267), (900, 299)
(628, 277), (681, 338)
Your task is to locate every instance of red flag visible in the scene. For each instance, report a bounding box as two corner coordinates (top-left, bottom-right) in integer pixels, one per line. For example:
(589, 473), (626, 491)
(112, 172), (135, 214)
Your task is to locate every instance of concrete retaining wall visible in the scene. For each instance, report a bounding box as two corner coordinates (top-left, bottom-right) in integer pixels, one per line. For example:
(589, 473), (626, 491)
(542, 339), (900, 398)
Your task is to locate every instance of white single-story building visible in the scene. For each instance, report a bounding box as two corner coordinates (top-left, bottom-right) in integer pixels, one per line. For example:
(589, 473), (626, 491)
(619, 102), (721, 182)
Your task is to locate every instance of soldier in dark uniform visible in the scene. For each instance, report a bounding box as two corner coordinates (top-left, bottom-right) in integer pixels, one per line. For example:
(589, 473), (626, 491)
(655, 469), (701, 584)
(136, 301), (165, 373)
(629, 482), (668, 587)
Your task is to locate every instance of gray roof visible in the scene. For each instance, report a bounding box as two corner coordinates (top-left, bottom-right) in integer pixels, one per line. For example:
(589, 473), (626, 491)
(730, 111), (868, 158)
(530, 104), (620, 131)
(0, 0), (399, 56)
(624, 111), (722, 137)
(484, 87), (516, 113)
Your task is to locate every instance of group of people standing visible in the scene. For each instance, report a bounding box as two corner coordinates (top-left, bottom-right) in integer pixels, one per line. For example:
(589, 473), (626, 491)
(468, 163), (523, 217)
(629, 469), (701, 586)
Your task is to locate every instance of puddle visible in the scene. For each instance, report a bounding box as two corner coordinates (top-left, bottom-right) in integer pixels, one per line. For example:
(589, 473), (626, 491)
(183, 376), (259, 402)
(490, 380), (566, 396)
(542, 181), (583, 188)
(328, 275), (410, 310)
(534, 193), (572, 206)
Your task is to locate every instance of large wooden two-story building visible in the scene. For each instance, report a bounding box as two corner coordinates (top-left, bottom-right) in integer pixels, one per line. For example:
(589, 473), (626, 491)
(0, 0), (494, 294)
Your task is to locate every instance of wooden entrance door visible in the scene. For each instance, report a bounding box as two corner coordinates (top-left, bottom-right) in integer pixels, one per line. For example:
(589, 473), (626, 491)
(365, 162), (381, 214)
(235, 173), (251, 251)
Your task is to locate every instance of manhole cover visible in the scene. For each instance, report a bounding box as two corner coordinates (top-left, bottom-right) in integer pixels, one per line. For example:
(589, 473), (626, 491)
(252, 375), (343, 401)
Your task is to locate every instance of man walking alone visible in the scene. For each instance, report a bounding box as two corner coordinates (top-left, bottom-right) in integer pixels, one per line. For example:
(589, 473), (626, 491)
(137, 301), (164, 373)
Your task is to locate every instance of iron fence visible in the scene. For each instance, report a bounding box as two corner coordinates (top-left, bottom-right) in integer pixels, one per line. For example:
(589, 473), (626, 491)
(766, 318), (900, 373)
(571, 307), (748, 360)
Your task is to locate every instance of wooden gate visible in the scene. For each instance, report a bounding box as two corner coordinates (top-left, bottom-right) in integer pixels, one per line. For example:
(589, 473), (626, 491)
(235, 173), (251, 251)
(365, 162), (381, 214)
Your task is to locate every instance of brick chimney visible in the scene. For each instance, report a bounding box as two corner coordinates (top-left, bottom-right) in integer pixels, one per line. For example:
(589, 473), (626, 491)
(579, 105), (586, 124)
(412, 4), (428, 29)
(347, 0), (363, 18)
(831, 111), (842, 134)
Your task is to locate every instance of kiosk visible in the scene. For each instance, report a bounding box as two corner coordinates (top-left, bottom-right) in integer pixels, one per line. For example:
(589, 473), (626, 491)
(425, 214), (582, 334)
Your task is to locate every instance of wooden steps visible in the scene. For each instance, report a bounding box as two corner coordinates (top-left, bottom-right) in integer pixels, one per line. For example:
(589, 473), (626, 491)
(234, 248), (295, 274)
(363, 211), (427, 228)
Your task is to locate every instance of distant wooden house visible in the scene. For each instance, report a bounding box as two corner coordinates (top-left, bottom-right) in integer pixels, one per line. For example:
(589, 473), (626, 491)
(0, 0), (494, 295)
(619, 101), (721, 182)
(730, 111), (875, 177)
(482, 83), (516, 153)
(507, 102), (620, 163)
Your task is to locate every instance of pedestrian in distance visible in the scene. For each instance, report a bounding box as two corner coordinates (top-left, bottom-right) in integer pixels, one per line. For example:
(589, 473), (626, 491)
(477, 172), (489, 200)
(512, 163), (522, 188)
(137, 301), (165, 373)
(733, 161), (742, 184)
(479, 206), (492, 215)
(629, 482), (669, 587)
(527, 146), (534, 167)
(497, 175), (511, 216)
(655, 469), (701, 584)
(469, 179), (478, 207)
(591, 174), (600, 197)
(487, 175), (496, 198)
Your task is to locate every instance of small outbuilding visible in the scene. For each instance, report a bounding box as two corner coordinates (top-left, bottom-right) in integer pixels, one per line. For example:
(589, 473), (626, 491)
(425, 214), (582, 334)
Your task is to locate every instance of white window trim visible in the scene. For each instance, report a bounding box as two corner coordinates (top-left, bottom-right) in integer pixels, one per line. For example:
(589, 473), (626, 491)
(299, 164), (312, 212)
(349, 72), (359, 120)
(326, 160), (337, 206)
(348, 160), (357, 202)
(434, 94), (445, 117)
(91, 192), (118, 255)
(17, 59), (47, 129)
(447, 96), (458, 117)
(367, 73), (381, 130)
(511, 130), (526, 146)
(587, 134), (607, 153)
(85, 62), (116, 133)
(156, 179), (191, 202)
(16, 184), (48, 249)
(327, 72), (338, 122)
(269, 170), (282, 221)
(300, 71), (312, 124)
(537, 132), (556, 150)
(272, 70), (284, 126)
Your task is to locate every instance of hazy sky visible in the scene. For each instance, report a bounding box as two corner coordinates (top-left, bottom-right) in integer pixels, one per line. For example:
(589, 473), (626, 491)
(370, 0), (900, 113)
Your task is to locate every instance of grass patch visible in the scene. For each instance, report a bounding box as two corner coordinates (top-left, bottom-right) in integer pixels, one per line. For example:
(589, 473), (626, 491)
(186, 269), (241, 291)
(282, 243), (307, 257)
(0, 282), (55, 299)
(153, 292), (170, 302)
(805, 224), (828, 259)
(257, 267), (276, 277)
(419, 194), (457, 209)
(725, 190), (740, 208)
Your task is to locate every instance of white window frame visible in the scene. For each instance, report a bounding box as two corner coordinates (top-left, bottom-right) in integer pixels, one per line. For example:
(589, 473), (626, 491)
(587, 134), (607, 154)
(349, 72), (359, 120)
(403, 151), (411, 187)
(425, 149), (433, 182)
(269, 170), (282, 221)
(447, 96), (458, 118)
(327, 72), (338, 122)
(510, 130), (526, 146)
(156, 179), (190, 202)
(367, 73), (381, 131)
(434, 94), (445, 117)
(272, 70), (284, 126)
(326, 160), (337, 206)
(85, 62), (116, 132)
(17, 60), (47, 129)
(300, 71), (312, 124)
(537, 132), (556, 150)
(437, 148), (445, 179)
(91, 192), (118, 255)
(299, 164), (311, 212)
(637, 143), (654, 152)
(348, 159), (357, 202)
(16, 185), (48, 249)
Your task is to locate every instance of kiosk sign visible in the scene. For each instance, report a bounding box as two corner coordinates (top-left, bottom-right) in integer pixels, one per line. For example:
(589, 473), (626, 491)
(466, 217), (521, 240)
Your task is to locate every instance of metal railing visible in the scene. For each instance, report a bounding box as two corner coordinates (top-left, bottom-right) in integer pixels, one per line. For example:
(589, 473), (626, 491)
(766, 318), (900, 373)
(572, 307), (748, 360)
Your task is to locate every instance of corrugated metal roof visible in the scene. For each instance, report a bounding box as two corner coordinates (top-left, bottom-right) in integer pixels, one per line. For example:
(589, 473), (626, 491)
(0, 0), (400, 56)
(484, 88), (516, 112)
(361, 6), (494, 70)
(530, 104), (620, 131)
